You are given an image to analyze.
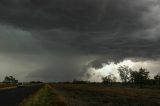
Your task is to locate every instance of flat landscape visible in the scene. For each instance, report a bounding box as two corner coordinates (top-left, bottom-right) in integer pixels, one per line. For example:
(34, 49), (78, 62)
(51, 84), (160, 106)
(0, 83), (160, 106)
(1, 0), (160, 106)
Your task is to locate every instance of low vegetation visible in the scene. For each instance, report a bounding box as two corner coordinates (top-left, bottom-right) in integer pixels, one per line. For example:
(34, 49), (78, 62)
(1, 82), (159, 106)
(0, 83), (16, 89)
(51, 84), (160, 106)
(19, 84), (66, 106)
(20, 85), (53, 106)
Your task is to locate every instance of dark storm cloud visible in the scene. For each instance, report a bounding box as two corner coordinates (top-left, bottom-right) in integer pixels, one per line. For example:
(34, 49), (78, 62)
(26, 55), (92, 81)
(27, 63), (84, 82)
(0, 0), (160, 81)
(0, 0), (159, 56)
(0, 0), (147, 31)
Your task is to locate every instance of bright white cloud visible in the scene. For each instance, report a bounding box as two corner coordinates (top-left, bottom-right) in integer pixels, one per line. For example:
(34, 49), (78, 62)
(83, 59), (160, 82)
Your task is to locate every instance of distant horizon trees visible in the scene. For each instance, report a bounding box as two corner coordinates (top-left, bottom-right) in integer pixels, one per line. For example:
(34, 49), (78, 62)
(102, 65), (160, 88)
(102, 74), (117, 85)
(130, 68), (149, 87)
(154, 73), (160, 87)
(3, 76), (18, 83)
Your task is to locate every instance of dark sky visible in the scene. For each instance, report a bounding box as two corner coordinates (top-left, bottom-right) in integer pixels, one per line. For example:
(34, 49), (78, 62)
(0, 0), (160, 82)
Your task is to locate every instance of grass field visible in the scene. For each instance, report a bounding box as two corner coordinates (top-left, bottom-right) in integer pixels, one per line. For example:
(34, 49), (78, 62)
(0, 83), (16, 89)
(51, 84), (160, 106)
(19, 84), (160, 106)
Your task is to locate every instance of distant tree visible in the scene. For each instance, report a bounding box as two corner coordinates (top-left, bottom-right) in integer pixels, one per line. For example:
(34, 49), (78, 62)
(112, 76), (117, 83)
(72, 80), (90, 84)
(118, 65), (131, 85)
(3, 76), (11, 83)
(154, 73), (160, 87)
(3, 76), (18, 83)
(102, 74), (117, 86)
(130, 68), (149, 87)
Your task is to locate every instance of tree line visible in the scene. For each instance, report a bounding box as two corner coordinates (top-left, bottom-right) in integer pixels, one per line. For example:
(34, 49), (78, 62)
(102, 65), (160, 88)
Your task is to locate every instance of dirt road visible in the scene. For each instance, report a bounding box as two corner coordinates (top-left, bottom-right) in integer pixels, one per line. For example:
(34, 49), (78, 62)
(0, 85), (43, 106)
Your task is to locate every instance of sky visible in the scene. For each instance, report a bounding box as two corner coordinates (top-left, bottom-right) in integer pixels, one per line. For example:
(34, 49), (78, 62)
(0, 0), (160, 82)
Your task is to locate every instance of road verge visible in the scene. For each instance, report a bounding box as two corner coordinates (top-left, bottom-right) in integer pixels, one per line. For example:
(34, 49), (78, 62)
(19, 84), (66, 106)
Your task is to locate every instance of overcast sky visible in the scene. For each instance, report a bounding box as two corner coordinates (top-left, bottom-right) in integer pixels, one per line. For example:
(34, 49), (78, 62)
(0, 0), (160, 82)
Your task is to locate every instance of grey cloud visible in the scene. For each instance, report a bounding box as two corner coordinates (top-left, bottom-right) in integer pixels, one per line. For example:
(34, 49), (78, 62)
(0, 0), (160, 81)
(27, 66), (83, 82)
(0, 0), (159, 59)
(0, 25), (44, 54)
(0, 0), (147, 31)
(27, 55), (92, 81)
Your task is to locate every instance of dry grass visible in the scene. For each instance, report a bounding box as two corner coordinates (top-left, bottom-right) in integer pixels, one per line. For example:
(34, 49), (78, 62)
(51, 84), (160, 106)
(0, 83), (16, 89)
(52, 84), (160, 97)
(18, 84), (160, 106)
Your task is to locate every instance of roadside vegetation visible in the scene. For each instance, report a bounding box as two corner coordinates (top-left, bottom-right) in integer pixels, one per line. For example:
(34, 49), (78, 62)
(20, 84), (53, 106)
(19, 84), (66, 106)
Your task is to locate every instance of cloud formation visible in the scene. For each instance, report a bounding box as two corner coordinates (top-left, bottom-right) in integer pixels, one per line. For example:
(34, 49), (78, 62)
(0, 0), (160, 81)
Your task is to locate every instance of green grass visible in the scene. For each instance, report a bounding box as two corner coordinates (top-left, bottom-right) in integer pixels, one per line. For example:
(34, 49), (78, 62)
(20, 85), (54, 106)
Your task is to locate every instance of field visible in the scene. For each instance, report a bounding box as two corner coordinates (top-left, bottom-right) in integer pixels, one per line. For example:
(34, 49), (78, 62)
(0, 82), (16, 89)
(19, 84), (160, 106)
(50, 84), (160, 106)
(0, 83), (159, 106)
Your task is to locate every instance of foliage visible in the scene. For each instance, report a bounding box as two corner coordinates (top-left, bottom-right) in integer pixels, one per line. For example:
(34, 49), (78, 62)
(130, 68), (149, 87)
(3, 76), (18, 83)
(102, 74), (117, 84)
(154, 73), (160, 86)
(20, 85), (54, 106)
(118, 65), (131, 84)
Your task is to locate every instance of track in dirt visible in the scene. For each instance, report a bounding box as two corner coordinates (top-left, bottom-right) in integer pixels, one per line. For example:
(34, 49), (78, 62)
(0, 85), (43, 106)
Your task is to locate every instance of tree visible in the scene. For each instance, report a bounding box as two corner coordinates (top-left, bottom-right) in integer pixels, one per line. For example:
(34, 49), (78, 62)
(154, 73), (160, 87)
(102, 74), (117, 85)
(3, 76), (18, 83)
(3, 76), (11, 83)
(118, 65), (131, 85)
(130, 68), (149, 87)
